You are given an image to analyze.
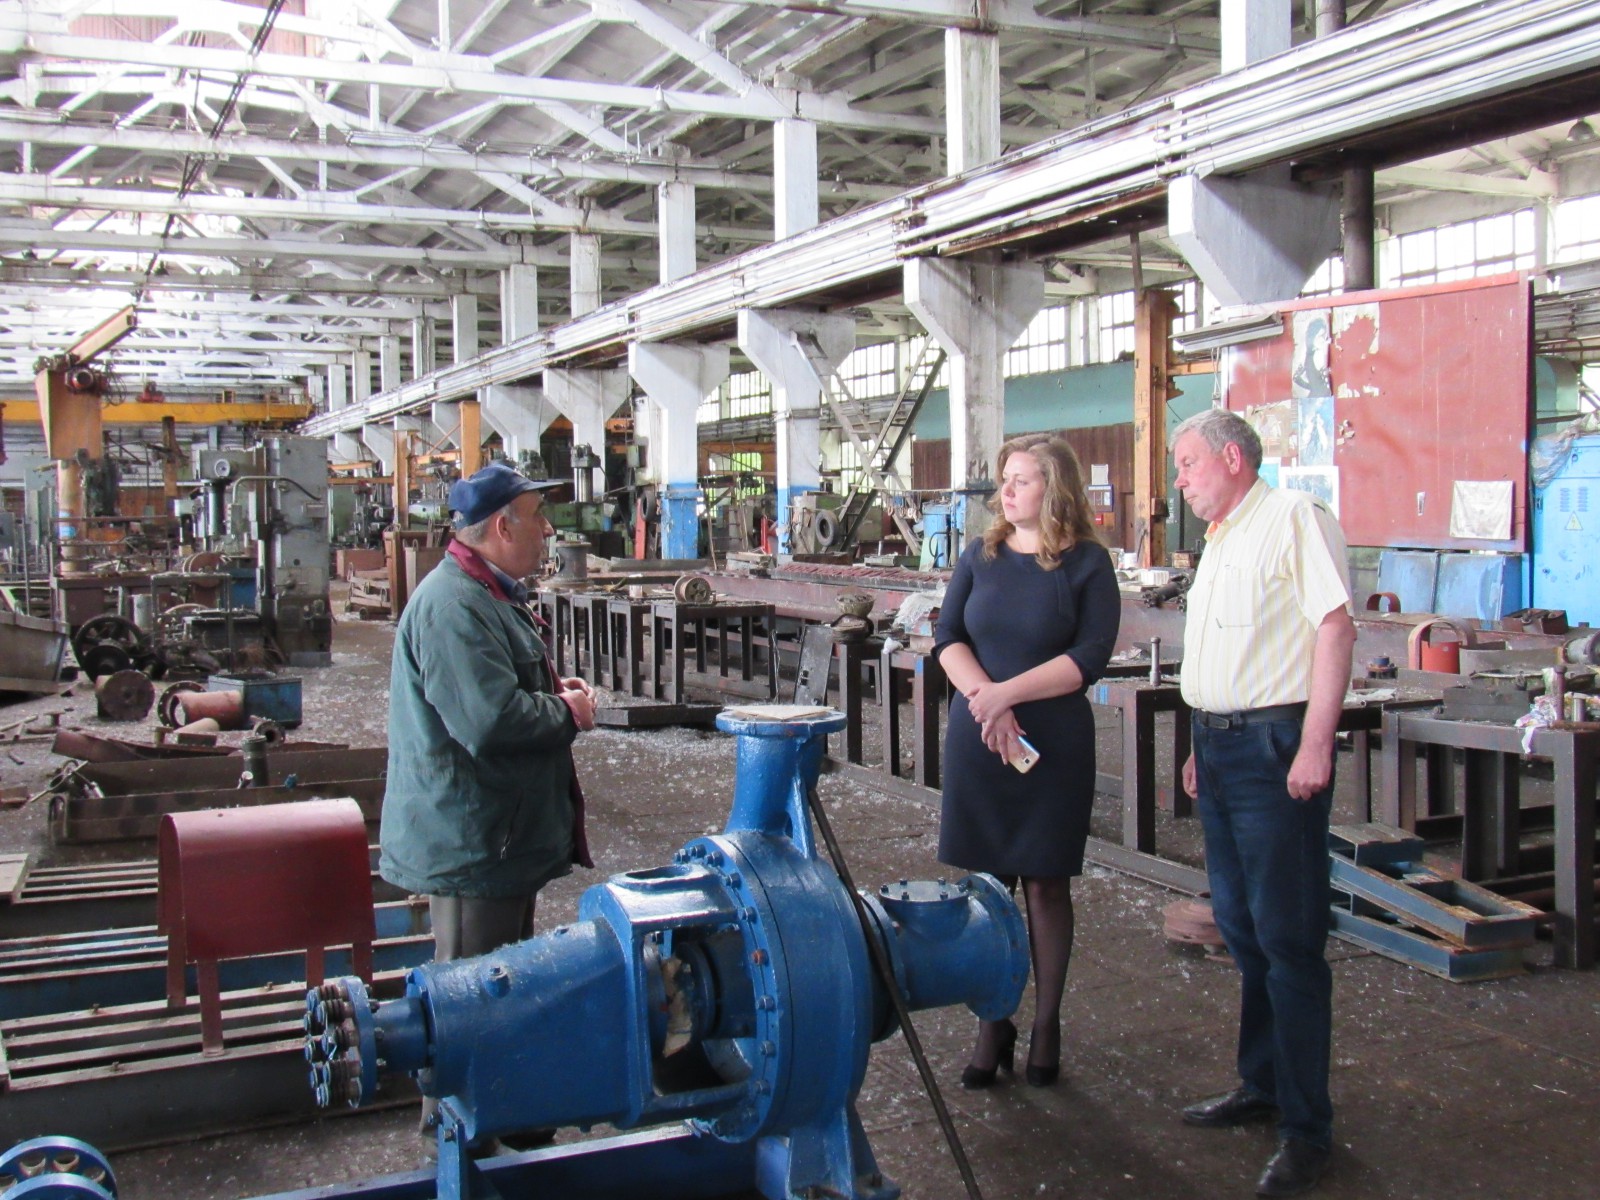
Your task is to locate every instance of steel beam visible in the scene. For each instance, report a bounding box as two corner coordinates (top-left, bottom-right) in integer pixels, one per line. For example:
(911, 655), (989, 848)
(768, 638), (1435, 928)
(303, 0), (1600, 437)
(0, 400), (312, 426)
(0, 973), (419, 1151)
(0, 902), (431, 1021)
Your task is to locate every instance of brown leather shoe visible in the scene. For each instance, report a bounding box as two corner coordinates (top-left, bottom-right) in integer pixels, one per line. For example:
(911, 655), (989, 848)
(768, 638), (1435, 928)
(1181, 1086), (1277, 1127)
(1256, 1137), (1330, 1197)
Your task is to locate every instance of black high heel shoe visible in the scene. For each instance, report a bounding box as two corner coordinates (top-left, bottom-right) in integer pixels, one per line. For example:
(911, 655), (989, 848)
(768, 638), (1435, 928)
(1025, 1024), (1060, 1087)
(1024, 1060), (1060, 1087)
(960, 1020), (1017, 1090)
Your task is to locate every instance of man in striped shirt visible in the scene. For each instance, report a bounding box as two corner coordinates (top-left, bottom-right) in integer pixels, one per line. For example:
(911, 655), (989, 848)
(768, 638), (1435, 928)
(1172, 408), (1356, 1198)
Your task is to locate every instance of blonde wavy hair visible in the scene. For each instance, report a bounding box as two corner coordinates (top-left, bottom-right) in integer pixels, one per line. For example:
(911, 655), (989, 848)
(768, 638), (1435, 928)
(980, 432), (1102, 569)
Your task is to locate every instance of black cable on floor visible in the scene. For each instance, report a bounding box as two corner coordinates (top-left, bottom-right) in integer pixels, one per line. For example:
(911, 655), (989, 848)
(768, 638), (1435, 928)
(805, 784), (985, 1200)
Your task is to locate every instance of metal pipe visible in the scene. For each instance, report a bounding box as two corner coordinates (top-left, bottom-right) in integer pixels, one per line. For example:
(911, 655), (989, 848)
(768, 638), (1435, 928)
(1342, 164), (1377, 291)
(1316, 0), (1347, 38)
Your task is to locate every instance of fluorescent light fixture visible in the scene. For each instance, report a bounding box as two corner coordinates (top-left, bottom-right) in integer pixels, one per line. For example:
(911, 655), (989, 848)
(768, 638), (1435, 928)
(1172, 312), (1283, 354)
(344, 130), (434, 149)
(3, 107), (68, 126)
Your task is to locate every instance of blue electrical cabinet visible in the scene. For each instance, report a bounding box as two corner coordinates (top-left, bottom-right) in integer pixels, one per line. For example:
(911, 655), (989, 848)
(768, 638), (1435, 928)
(1533, 433), (1600, 627)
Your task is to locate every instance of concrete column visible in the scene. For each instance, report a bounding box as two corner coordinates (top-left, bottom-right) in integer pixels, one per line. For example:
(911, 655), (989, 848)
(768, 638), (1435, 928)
(1168, 168), (1340, 307)
(433, 294), (480, 449)
(360, 423), (397, 474)
(570, 234), (602, 318)
(487, 273), (545, 458)
(502, 264), (539, 340)
(351, 350), (372, 403)
(410, 317), (435, 380)
(1221, 0), (1291, 73)
(327, 363), (363, 463)
(945, 28), (1000, 174)
(628, 342), (729, 559)
(482, 384), (551, 461)
(658, 182), (697, 284)
(1169, 0), (1337, 305)
(774, 119), (819, 241)
(905, 256), (1044, 542)
(379, 335), (402, 392)
(326, 362), (347, 412)
(736, 309), (855, 553)
(545, 367), (628, 495)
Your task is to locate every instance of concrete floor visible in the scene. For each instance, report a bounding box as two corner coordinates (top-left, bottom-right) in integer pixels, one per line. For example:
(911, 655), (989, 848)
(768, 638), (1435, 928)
(1, 608), (1596, 1200)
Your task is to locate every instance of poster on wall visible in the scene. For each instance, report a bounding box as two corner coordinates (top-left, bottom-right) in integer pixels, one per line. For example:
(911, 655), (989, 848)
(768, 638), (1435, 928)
(1280, 465), (1339, 517)
(1290, 310), (1333, 399)
(1297, 395), (1335, 466)
(1247, 400), (1297, 459)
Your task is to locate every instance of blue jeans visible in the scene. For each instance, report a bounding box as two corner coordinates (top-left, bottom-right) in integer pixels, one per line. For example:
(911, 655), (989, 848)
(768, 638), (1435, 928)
(1193, 716), (1334, 1149)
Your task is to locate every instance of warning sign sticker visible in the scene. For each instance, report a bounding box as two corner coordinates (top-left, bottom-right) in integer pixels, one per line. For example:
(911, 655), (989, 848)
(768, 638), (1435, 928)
(1567, 514), (1584, 531)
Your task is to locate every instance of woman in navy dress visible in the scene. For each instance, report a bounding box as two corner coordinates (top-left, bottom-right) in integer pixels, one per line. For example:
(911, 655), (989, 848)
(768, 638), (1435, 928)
(934, 433), (1121, 1088)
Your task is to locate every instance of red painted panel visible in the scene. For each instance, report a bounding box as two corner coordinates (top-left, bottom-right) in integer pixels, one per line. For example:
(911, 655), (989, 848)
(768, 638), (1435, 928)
(1225, 275), (1530, 551)
(158, 798), (375, 962)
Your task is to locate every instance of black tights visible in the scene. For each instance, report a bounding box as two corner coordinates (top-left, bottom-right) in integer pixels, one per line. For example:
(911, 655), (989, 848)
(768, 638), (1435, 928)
(969, 874), (1076, 1071)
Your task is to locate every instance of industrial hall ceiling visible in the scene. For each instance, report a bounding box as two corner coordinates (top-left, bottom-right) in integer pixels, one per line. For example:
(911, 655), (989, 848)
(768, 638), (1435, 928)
(2, 0), (1600, 401)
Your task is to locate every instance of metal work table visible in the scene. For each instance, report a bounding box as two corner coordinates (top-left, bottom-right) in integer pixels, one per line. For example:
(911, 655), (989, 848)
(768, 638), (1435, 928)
(1088, 677), (1192, 853)
(875, 644), (947, 790)
(542, 587), (612, 684)
(1381, 711), (1598, 969)
(604, 593), (654, 697)
(649, 598), (776, 703)
(1090, 679), (1442, 856)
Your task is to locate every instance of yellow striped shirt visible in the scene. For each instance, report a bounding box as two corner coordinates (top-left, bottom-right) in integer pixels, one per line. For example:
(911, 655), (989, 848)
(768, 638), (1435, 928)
(1179, 479), (1353, 714)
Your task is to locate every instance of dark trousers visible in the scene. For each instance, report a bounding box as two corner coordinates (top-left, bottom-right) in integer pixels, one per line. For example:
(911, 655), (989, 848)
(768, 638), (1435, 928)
(419, 894), (535, 1135)
(1193, 716), (1334, 1149)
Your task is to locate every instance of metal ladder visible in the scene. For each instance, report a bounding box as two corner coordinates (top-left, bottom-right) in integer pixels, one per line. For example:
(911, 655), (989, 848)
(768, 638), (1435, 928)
(797, 335), (945, 553)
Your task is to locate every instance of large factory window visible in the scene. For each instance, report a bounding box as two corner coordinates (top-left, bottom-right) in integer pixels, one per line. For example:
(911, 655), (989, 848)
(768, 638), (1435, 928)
(1554, 191), (1600, 262)
(1386, 209), (1536, 286)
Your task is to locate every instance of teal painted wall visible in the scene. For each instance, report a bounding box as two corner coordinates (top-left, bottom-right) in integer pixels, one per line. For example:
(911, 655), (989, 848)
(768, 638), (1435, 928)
(914, 362), (1216, 439)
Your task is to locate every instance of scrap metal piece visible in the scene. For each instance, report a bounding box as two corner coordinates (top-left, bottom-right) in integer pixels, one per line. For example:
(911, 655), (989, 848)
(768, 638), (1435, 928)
(72, 614), (151, 681)
(157, 680), (205, 729)
(1329, 908), (1529, 983)
(176, 689), (245, 730)
(94, 670), (154, 722)
(47, 746), (389, 844)
(673, 573), (714, 604)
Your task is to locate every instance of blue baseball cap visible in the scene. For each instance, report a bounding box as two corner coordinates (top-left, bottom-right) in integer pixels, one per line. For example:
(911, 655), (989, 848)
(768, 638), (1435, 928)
(448, 462), (564, 528)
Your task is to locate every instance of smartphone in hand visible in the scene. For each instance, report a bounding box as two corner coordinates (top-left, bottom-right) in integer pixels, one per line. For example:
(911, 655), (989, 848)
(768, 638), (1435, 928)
(1010, 736), (1040, 774)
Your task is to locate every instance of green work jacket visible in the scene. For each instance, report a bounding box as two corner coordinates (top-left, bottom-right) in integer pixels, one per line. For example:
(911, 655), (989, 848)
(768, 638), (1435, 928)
(378, 553), (576, 899)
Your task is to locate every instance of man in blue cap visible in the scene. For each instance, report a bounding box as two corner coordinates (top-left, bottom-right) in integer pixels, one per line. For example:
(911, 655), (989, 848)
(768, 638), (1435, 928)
(378, 461), (597, 1157)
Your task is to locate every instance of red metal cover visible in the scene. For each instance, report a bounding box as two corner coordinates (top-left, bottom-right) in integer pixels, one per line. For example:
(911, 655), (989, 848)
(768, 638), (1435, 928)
(158, 798), (375, 962)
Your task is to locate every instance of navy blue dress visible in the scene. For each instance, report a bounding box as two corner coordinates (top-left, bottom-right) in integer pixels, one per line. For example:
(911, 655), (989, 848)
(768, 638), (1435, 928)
(934, 539), (1121, 878)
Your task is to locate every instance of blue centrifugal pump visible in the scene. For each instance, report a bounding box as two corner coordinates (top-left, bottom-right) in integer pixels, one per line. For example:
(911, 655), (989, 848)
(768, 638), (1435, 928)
(304, 709), (1028, 1200)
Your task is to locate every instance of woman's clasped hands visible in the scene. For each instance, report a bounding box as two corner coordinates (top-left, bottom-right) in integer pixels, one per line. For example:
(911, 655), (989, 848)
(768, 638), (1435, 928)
(967, 680), (1027, 762)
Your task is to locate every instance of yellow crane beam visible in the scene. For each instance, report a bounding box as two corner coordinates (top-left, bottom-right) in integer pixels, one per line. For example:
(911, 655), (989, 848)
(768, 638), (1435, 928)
(2, 399), (313, 426)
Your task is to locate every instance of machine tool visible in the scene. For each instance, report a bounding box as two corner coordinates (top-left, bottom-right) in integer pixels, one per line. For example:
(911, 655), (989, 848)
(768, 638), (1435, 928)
(303, 707), (1029, 1200)
(193, 435), (332, 665)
